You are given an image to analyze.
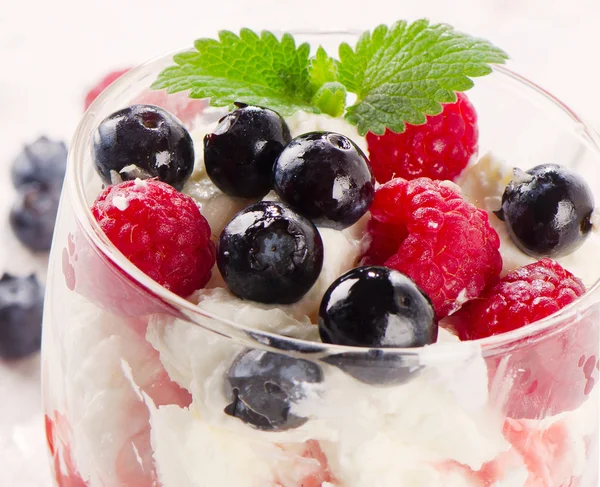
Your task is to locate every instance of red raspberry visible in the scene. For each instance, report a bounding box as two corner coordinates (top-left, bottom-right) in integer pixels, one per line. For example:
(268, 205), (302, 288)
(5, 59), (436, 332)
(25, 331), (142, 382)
(62, 229), (178, 318)
(134, 89), (207, 125)
(361, 177), (501, 318)
(84, 70), (206, 125)
(92, 179), (215, 297)
(450, 259), (586, 340)
(297, 440), (336, 487)
(275, 440), (335, 487)
(84, 68), (131, 110)
(46, 413), (88, 487)
(366, 92), (478, 183)
(449, 259), (597, 418)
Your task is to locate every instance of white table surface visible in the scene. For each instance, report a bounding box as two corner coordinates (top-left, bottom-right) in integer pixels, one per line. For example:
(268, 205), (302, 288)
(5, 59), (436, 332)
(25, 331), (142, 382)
(1, 0), (600, 485)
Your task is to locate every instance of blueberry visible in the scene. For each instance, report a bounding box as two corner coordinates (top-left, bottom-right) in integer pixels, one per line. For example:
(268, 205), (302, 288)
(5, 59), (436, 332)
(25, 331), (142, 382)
(323, 350), (420, 386)
(11, 136), (67, 190)
(273, 131), (375, 230)
(319, 266), (437, 348)
(204, 103), (291, 198)
(217, 201), (323, 304)
(9, 184), (60, 252)
(318, 266), (436, 384)
(224, 349), (323, 431)
(0, 274), (44, 359)
(93, 104), (194, 190)
(495, 164), (594, 257)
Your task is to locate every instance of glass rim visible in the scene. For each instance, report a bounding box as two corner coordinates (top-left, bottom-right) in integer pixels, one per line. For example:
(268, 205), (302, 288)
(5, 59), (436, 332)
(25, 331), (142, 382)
(66, 42), (600, 360)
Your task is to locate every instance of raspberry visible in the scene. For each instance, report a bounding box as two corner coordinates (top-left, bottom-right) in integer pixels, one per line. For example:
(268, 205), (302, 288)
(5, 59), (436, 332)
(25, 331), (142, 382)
(450, 259), (586, 340)
(46, 413), (88, 487)
(361, 177), (501, 318)
(91, 179), (215, 297)
(84, 70), (206, 125)
(274, 440), (335, 487)
(366, 92), (478, 183)
(297, 440), (335, 487)
(449, 259), (597, 418)
(63, 229), (179, 317)
(84, 68), (130, 110)
(134, 89), (207, 125)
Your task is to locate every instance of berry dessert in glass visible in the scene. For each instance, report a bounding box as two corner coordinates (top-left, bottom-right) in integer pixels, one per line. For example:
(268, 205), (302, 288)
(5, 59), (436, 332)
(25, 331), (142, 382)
(42, 22), (599, 487)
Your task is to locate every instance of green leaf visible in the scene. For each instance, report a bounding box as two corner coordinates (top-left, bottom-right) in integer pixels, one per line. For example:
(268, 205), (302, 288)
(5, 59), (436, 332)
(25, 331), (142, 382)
(338, 19), (508, 135)
(312, 82), (347, 117)
(152, 29), (318, 116)
(152, 22), (508, 133)
(307, 46), (346, 116)
(308, 46), (339, 89)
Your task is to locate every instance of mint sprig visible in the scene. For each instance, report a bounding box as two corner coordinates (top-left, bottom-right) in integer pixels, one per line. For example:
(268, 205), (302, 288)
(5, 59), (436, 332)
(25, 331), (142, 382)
(153, 29), (316, 116)
(339, 20), (508, 135)
(153, 20), (508, 135)
(308, 46), (346, 117)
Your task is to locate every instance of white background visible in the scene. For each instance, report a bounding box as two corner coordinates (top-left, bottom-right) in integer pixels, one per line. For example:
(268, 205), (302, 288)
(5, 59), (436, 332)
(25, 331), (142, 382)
(1, 0), (600, 485)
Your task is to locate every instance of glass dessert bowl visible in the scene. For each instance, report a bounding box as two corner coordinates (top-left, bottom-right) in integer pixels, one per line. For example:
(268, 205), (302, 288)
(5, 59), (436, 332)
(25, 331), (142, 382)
(42, 31), (599, 487)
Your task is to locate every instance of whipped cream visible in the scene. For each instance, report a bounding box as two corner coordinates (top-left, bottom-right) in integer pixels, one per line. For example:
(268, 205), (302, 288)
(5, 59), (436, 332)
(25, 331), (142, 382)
(149, 405), (328, 487)
(147, 311), (508, 487)
(54, 306), (163, 487)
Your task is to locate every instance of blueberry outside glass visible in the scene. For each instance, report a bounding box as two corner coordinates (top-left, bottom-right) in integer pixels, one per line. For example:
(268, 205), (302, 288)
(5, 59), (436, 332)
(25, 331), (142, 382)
(42, 32), (599, 487)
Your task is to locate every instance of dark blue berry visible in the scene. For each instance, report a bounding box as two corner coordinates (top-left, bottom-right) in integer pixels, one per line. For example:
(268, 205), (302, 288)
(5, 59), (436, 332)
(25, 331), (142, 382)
(9, 184), (60, 252)
(204, 103), (291, 198)
(319, 266), (437, 385)
(11, 136), (67, 190)
(273, 131), (375, 230)
(0, 274), (44, 359)
(496, 164), (594, 257)
(323, 350), (419, 386)
(217, 201), (323, 304)
(319, 266), (437, 347)
(224, 349), (323, 431)
(93, 104), (194, 190)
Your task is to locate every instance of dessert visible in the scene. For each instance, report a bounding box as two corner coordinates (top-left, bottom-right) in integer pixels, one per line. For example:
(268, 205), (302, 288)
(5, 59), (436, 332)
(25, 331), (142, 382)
(42, 20), (599, 487)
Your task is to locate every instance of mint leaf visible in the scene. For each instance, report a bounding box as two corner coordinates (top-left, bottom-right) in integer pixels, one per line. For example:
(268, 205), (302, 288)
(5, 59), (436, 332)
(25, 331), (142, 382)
(312, 82), (346, 117)
(337, 25), (389, 95)
(338, 19), (508, 135)
(308, 46), (338, 89)
(152, 29), (318, 116)
(153, 22), (508, 135)
(308, 46), (345, 116)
